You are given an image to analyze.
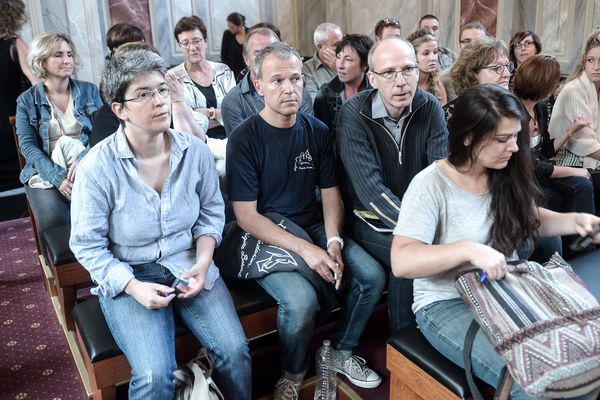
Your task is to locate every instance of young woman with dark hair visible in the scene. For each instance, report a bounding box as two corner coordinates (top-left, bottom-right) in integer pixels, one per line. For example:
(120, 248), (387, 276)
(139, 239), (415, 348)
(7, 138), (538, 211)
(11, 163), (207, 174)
(391, 84), (600, 400)
(221, 12), (248, 79)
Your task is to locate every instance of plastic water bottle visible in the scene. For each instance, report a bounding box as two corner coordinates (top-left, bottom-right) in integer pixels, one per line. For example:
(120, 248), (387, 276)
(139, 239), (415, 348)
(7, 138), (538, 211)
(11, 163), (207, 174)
(314, 340), (337, 400)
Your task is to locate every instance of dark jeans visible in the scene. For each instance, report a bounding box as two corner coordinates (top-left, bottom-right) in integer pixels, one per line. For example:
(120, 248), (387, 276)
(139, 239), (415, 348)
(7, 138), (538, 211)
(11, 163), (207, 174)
(24, 185), (70, 262)
(541, 175), (596, 257)
(349, 220), (415, 336)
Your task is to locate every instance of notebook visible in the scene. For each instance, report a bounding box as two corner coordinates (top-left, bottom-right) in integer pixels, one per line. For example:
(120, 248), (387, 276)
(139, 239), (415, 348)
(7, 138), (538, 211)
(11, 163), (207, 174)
(353, 209), (393, 233)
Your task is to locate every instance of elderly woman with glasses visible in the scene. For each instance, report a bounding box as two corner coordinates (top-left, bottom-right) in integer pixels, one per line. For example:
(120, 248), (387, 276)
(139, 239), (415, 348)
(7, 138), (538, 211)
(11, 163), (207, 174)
(69, 48), (251, 400)
(167, 16), (235, 140)
(444, 37), (513, 120)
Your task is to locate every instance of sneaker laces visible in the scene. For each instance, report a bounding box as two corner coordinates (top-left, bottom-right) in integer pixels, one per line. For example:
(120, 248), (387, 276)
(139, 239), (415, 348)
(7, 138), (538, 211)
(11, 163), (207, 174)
(341, 355), (371, 377)
(275, 377), (300, 400)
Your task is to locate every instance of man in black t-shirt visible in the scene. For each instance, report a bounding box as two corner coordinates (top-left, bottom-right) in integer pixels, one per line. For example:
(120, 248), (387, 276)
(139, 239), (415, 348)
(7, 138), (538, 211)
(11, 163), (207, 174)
(222, 42), (385, 399)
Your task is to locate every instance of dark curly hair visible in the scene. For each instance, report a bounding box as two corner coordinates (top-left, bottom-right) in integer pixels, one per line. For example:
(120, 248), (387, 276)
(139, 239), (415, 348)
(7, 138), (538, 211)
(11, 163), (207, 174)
(0, 0), (27, 38)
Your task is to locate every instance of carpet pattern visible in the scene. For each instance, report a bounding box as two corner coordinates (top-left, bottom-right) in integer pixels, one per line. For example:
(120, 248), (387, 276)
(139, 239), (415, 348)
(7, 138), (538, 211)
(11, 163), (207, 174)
(0, 218), (87, 400)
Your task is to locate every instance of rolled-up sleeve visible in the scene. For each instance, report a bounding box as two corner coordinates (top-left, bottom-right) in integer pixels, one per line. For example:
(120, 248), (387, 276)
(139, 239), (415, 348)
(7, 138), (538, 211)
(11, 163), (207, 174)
(70, 164), (133, 298)
(192, 144), (225, 245)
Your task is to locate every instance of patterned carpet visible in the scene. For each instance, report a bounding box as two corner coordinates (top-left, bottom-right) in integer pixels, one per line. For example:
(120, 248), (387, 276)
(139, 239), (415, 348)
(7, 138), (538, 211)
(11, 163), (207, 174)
(0, 218), (87, 400)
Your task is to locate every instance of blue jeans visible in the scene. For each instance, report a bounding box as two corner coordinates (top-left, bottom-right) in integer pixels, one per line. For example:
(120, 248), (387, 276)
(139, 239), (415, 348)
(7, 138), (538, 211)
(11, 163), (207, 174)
(416, 298), (600, 400)
(98, 263), (251, 400)
(542, 176), (595, 214)
(350, 220), (415, 335)
(257, 223), (385, 374)
(570, 249), (600, 301)
(24, 185), (70, 262)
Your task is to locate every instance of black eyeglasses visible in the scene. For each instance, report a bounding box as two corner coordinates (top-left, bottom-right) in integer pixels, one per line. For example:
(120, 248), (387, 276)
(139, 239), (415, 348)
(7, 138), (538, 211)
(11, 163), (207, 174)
(123, 87), (171, 104)
(512, 40), (535, 49)
(459, 38), (473, 45)
(371, 66), (418, 81)
(479, 61), (514, 75)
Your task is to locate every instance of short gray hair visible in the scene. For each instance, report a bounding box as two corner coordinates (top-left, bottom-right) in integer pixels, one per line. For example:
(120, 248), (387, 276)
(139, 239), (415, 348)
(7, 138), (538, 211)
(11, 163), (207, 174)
(313, 22), (342, 46)
(242, 27), (280, 57)
(28, 32), (81, 79)
(367, 37), (416, 71)
(101, 48), (166, 104)
(254, 42), (302, 80)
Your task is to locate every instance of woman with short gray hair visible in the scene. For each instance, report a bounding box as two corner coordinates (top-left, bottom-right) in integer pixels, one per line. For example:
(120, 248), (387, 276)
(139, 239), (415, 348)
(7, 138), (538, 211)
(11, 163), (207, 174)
(69, 48), (251, 400)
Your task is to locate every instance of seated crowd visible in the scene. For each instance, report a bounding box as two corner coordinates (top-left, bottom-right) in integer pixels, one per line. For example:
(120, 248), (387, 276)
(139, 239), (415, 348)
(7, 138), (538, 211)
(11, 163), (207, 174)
(13, 10), (600, 400)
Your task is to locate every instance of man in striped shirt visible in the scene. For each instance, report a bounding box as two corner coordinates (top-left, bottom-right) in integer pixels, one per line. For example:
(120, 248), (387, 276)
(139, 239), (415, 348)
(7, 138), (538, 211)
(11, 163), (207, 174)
(336, 37), (448, 335)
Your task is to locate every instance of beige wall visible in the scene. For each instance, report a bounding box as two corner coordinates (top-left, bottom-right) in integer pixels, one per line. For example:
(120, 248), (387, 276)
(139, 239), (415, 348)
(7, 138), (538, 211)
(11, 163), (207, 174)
(20, 0), (600, 85)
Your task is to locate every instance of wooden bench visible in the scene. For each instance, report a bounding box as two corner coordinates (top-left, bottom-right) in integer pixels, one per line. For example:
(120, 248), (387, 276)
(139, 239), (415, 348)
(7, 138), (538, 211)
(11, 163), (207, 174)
(387, 325), (492, 400)
(72, 277), (277, 400)
(42, 224), (92, 330)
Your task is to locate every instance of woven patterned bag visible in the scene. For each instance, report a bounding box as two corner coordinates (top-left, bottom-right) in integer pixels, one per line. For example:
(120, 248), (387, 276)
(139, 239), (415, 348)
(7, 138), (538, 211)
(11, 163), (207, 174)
(455, 253), (600, 397)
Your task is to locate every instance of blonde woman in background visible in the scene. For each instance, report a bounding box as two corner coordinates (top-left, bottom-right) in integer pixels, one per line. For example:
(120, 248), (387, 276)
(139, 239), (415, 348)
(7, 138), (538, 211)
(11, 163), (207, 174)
(549, 30), (600, 208)
(407, 29), (447, 106)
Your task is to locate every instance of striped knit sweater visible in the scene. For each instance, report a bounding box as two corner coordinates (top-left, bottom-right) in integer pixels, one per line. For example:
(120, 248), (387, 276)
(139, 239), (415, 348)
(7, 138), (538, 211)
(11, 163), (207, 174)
(337, 88), (448, 228)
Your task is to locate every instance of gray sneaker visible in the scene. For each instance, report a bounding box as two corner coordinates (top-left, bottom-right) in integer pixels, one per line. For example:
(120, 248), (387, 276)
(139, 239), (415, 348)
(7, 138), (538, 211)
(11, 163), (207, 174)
(273, 377), (301, 400)
(331, 355), (382, 389)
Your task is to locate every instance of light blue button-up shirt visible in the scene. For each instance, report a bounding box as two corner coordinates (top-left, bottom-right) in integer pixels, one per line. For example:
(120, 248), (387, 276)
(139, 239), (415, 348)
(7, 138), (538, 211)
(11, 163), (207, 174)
(70, 126), (224, 298)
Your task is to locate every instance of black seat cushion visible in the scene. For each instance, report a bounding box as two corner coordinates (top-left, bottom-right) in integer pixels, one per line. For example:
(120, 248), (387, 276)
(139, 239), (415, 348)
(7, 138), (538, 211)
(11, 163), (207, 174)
(42, 224), (76, 266)
(73, 277), (276, 362)
(388, 326), (489, 398)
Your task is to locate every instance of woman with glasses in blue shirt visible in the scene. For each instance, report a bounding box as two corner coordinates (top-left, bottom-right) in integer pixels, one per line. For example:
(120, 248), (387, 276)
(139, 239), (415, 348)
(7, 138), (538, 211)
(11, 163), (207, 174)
(69, 48), (250, 400)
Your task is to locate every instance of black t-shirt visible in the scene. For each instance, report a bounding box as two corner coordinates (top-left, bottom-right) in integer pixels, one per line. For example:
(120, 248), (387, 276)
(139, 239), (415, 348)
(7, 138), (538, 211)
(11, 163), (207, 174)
(227, 112), (337, 229)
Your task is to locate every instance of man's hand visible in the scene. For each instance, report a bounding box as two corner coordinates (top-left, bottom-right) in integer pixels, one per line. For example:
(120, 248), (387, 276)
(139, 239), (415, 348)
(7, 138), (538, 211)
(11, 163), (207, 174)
(301, 243), (342, 287)
(326, 241), (344, 289)
(320, 47), (337, 70)
(124, 278), (175, 309)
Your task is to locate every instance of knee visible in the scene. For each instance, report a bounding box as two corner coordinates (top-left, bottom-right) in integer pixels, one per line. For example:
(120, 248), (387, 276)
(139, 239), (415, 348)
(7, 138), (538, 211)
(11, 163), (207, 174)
(130, 363), (175, 395)
(281, 294), (318, 332)
(213, 339), (250, 370)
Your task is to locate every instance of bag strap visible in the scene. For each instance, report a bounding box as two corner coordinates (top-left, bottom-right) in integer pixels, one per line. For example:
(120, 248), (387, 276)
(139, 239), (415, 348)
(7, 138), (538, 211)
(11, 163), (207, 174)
(464, 320), (485, 400)
(463, 320), (512, 400)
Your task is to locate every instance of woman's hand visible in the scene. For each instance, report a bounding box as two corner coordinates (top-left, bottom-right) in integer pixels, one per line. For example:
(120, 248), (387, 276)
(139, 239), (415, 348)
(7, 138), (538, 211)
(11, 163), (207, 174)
(58, 178), (73, 200)
(573, 213), (600, 243)
(67, 161), (78, 182)
(565, 166), (591, 179)
(467, 242), (507, 281)
(165, 71), (186, 103)
(178, 262), (209, 299)
(124, 278), (175, 309)
(568, 116), (591, 137)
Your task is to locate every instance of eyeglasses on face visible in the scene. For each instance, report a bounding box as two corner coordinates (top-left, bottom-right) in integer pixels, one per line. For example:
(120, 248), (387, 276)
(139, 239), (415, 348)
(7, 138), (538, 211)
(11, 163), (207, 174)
(513, 40), (535, 49)
(178, 38), (205, 49)
(123, 87), (171, 104)
(371, 66), (418, 81)
(479, 61), (514, 74)
(459, 38), (473, 45)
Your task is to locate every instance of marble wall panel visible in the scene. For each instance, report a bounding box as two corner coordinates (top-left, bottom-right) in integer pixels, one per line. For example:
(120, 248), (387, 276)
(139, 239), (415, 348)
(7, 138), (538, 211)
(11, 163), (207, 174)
(108, 0), (153, 45)
(461, 0), (498, 36)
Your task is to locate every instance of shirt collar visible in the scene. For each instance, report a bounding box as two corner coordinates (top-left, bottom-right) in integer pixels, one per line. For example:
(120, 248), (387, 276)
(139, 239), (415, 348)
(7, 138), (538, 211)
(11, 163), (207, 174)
(114, 125), (190, 163)
(371, 91), (412, 121)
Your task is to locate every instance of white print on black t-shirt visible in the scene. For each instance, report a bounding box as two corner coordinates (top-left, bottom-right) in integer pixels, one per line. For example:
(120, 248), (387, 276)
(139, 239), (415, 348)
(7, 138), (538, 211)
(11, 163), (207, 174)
(294, 149), (314, 171)
(256, 247), (298, 274)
